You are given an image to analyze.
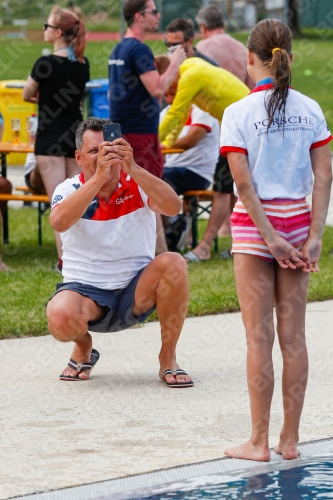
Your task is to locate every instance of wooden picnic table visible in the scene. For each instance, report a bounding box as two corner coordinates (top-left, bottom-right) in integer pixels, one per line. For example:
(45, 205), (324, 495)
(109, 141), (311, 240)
(0, 142), (35, 243)
(161, 148), (184, 155)
(0, 142), (34, 178)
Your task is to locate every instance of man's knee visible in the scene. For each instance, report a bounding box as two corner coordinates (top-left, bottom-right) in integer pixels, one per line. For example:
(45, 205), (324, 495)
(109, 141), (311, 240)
(30, 168), (45, 192)
(158, 251), (187, 271)
(0, 177), (12, 193)
(156, 252), (188, 286)
(46, 299), (83, 342)
(0, 178), (12, 215)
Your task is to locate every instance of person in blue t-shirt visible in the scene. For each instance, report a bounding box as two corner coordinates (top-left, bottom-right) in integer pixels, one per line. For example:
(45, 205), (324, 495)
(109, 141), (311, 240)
(108, 0), (185, 180)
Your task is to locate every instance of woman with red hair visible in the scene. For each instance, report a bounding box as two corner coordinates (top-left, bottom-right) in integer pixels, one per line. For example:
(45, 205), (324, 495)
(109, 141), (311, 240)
(23, 6), (90, 273)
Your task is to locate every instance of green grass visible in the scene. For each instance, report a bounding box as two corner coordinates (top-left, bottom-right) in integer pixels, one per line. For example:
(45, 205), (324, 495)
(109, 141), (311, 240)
(1, 210), (333, 338)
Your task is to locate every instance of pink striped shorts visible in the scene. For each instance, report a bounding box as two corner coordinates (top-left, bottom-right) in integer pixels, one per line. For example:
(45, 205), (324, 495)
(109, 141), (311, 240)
(231, 198), (311, 262)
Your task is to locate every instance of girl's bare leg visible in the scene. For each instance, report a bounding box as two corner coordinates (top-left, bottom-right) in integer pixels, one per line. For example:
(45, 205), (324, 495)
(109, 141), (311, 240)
(37, 155), (67, 259)
(224, 254), (275, 461)
(36, 156), (81, 260)
(274, 265), (309, 460)
(65, 157), (81, 179)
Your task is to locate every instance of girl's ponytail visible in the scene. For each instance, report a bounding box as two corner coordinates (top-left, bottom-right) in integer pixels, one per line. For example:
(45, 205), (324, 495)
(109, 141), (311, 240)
(50, 5), (86, 63)
(72, 20), (86, 63)
(248, 19), (292, 131)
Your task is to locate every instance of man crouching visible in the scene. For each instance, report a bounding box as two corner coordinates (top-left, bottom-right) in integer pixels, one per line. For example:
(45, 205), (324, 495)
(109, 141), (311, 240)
(46, 117), (192, 388)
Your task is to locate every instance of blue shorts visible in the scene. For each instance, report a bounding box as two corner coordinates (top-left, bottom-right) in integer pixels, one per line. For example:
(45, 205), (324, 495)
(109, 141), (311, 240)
(162, 167), (210, 195)
(50, 267), (156, 333)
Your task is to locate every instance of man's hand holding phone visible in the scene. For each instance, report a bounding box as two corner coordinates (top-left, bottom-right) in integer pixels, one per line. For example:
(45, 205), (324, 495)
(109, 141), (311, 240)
(93, 124), (122, 183)
(168, 44), (186, 65)
(106, 138), (137, 176)
(98, 122), (137, 179)
(102, 123), (137, 174)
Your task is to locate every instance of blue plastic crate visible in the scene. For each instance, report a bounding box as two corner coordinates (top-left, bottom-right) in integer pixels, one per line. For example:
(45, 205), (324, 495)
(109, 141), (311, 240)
(86, 79), (109, 118)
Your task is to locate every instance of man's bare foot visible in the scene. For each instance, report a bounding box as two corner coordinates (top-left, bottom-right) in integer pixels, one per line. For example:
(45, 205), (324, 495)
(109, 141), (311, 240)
(274, 442), (300, 460)
(61, 333), (93, 380)
(158, 355), (192, 386)
(224, 440), (271, 462)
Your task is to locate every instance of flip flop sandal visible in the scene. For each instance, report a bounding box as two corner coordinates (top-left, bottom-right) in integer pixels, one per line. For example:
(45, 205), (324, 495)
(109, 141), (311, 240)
(219, 249), (233, 260)
(59, 348), (100, 381)
(183, 251), (210, 263)
(163, 369), (193, 388)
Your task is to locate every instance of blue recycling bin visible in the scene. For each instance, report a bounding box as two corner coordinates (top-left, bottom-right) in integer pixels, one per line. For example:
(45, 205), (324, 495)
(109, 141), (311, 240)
(86, 79), (109, 118)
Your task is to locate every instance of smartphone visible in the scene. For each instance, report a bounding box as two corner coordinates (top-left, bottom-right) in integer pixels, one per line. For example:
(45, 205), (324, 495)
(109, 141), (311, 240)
(103, 123), (122, 142)
(168, 44), (181, 54)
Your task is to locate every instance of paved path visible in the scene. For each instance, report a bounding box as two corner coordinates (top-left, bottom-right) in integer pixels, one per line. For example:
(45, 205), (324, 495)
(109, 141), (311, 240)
(1, 301), (333, 499)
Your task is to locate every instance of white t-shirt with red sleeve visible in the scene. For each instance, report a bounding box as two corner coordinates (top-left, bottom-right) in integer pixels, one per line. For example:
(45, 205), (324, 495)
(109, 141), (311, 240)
(220, 84), (332, 199)
(51, 171), (156, 290)
(161, 104), (220, 183)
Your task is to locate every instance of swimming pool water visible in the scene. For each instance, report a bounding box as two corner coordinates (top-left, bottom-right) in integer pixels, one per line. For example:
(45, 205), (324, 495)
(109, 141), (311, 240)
(131, 456), (333, 500)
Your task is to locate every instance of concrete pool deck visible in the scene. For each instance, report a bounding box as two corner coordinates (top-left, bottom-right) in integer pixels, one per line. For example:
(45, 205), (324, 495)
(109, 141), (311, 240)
(1, 300), (333, 500)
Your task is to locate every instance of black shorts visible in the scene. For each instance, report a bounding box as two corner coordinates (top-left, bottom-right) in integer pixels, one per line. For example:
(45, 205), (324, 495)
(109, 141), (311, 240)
(49, 267), (156, 333)
(34, 118), (81, 157)
(213, 155), (234, 194)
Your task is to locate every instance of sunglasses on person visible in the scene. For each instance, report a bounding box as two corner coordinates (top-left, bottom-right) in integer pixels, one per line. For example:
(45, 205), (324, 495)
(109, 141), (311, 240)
(164, 39), (188, 48)
(139, 8), (159, 16)
(43, 23), (59, 30)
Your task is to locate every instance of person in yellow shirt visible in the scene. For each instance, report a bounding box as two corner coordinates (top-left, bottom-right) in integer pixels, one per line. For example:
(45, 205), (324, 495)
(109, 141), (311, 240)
(158, 56), (249, 148)
(156, 56), (249, 262)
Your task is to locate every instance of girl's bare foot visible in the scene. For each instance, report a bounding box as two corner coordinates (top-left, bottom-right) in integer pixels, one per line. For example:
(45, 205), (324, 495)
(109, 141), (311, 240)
(274, 429), (300, 460)
(224, 440), (271, 462)
(274, 442), (300, 460)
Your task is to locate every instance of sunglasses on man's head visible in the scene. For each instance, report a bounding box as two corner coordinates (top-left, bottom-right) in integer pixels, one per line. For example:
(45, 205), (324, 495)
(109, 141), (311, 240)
(139, 8), (159, 16)
(164, 39), (188, 48)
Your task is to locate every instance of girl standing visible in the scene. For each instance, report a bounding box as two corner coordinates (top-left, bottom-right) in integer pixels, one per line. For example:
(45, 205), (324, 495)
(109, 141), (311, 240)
(220, 19), (332, 461)
(23, 6), (90, 272)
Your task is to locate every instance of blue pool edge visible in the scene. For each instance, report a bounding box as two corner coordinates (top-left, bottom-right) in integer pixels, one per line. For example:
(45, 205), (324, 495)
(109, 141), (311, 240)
(12, 437), (333, 500)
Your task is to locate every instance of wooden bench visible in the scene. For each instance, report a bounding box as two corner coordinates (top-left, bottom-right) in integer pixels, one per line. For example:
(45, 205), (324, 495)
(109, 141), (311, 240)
(0, 192), (50, 245)
(16, 185), (47, 195)
(183, 190), (218, 251)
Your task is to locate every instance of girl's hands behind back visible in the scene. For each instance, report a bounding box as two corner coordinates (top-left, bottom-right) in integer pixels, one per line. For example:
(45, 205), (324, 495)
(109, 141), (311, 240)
(267, 234), (308, 271)
(300, 237), (322, 272)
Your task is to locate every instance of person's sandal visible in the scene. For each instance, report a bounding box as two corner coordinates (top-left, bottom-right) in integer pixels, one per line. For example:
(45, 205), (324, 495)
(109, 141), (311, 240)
(183, 251), (210, 263)
(163, 369), (193, 388)
(59, 348), (100, 381)
(219, 249), (233, 260)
